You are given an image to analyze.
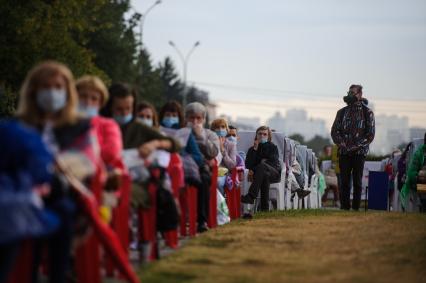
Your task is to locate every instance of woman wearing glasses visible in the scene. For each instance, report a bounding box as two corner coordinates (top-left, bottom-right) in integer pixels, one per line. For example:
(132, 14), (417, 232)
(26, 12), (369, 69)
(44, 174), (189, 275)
(241, 126), (281, 211)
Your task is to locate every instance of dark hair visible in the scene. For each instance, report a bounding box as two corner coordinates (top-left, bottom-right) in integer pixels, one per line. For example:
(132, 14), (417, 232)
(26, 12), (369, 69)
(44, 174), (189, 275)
(137, 101), (159, 127)
(349, 84), (363, 94)
(229, 125), (237, 131)
(255, 126), (272, 142)
(323, 145), (332, 151)
(159, 101), (184, 128)
(101, 82), (137, 118)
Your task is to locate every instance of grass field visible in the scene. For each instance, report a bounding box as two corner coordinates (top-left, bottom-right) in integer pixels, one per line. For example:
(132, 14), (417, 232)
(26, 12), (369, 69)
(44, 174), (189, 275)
(138, 210), (426, 283)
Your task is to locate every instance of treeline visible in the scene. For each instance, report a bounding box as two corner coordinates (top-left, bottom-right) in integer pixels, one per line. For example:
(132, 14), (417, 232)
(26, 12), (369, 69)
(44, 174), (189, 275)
(0, 0), (208, 117)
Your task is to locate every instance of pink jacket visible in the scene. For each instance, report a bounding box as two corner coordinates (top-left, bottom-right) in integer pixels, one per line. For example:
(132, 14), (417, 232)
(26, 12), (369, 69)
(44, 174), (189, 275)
(91, 116), (123, 169)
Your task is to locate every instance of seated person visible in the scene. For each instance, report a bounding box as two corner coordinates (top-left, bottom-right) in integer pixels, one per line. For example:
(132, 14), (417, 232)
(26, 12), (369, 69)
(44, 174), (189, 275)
(241, 126), (281, 211)
(185, 102), (220, 232)
(101, 83), (179, 156)
(210, 118), (237, 195)
(228, 125), (246, 176)
(401, 132), (426, 210)
(0, 120), (56, 283)
(136, 101), (159, 128)
(159, 101), (203, 185)
(210, 118), (237, 170)
(76, 75), (124, 194)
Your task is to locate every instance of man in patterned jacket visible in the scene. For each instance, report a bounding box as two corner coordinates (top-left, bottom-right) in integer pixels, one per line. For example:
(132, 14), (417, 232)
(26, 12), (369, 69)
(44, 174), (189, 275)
(331, 85), (375, 211)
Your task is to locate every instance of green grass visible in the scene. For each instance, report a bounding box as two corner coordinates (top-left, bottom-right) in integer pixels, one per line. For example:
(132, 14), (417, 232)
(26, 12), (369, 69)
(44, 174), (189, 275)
(139, 210), (426, 283)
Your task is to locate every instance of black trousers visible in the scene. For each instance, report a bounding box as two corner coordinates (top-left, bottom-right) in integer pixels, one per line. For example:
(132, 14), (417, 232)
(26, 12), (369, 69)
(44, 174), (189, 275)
(198, 164), (211, 227)
(248, 161), (280, 211)
(339, 154), (365, 210)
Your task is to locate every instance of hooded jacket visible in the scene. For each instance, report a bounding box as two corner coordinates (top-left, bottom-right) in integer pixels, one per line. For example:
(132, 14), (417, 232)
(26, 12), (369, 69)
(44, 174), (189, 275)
(331, 97), (375, 156)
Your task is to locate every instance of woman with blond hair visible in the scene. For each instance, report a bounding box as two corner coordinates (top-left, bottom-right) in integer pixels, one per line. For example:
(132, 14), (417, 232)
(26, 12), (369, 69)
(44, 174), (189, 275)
(76, 75), (124, 189)
(17, 61), (104, 283)
(210, 118), (237, 170)
(241, 126), (281, 211)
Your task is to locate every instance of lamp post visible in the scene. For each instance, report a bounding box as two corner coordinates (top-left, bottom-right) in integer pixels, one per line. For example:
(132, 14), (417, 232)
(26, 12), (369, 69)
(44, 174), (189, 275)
(168, 40), (201, 106)
(139, 0), (162, 48)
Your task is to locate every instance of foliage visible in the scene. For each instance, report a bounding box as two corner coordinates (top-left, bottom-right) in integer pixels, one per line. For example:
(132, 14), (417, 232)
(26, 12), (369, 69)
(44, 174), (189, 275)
(0, 87), (18, 119)
(288, 133), (305, 144)
(0, 0), (210, 118)
(306, 135), (332, 155)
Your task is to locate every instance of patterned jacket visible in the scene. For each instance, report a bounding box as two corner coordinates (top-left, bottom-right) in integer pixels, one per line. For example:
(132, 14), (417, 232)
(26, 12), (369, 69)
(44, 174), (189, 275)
(331, 99), (375, 156)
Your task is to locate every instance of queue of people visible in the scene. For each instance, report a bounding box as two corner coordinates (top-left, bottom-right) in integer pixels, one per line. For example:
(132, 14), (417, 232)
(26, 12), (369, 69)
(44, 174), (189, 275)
(0, 60), (260, 283)
(10, 61), (426, 283)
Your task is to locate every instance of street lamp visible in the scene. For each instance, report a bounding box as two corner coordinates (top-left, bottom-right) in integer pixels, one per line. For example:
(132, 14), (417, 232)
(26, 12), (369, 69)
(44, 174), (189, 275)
(168, 40), (201, 106)
(136, 0), (162, 48)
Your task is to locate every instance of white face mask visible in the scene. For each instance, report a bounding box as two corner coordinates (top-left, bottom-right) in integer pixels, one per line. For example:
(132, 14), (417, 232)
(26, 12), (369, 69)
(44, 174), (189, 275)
(37, 88), (67, 113)
(137, 117), (153, 127)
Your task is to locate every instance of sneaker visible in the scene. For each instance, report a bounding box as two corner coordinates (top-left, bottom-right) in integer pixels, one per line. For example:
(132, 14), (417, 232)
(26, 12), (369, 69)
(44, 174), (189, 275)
(241, 194), (255, 204)
(197, 223), (209, 233)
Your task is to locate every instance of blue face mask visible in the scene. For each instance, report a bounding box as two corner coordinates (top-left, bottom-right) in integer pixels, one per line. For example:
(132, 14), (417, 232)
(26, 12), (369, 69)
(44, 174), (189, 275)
(137, 117), (153, 127)
(114, 113), (133, 125)
(227, 136), (237, 143)
(37, 88), (67, 113)
(259, 138), (268, 144)
(216, 129), (227, 137)
(78, 104), (98, 118)
(162, 116), (179, 128)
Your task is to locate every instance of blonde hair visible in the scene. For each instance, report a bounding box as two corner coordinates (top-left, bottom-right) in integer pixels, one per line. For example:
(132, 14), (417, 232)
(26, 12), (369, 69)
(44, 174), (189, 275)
(17, 61), (78, 127)
(76, 75), (109, 106)
(210, 118), (229, 132)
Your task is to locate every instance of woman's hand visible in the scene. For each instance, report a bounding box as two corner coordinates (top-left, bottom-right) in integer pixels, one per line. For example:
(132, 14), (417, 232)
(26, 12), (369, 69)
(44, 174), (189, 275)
(138, 140), (159, 158)
(219, 136), (225, 152)
(192, 123), (204, 137)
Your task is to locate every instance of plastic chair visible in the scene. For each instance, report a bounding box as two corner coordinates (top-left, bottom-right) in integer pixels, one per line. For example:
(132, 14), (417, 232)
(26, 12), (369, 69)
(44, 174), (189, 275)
(138, 175), (158, 262)
(75, 164), (105, 283)
(208, 159), (218, 228)
(164, 153), (184, 248)
(106, 164), (131, 277)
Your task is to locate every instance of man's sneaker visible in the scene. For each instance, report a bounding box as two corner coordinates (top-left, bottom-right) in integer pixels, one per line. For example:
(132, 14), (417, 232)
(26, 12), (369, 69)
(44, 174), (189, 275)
(241, 194), (255, 204)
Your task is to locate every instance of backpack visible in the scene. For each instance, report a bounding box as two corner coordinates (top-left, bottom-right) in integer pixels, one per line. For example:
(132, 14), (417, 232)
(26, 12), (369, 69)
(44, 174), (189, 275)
(155, 168), (180, 232)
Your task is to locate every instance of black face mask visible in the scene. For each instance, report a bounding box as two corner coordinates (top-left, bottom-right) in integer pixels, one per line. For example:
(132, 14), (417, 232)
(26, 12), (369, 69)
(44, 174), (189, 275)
(343, 91), (358, 105)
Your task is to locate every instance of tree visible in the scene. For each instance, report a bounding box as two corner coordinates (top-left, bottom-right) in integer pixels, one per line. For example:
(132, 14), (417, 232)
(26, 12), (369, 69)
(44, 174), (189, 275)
(306, 135), (332, 155)
(0, 0), (107, 91)
(158, 57), (184, 103)
(85, 0), (140, 84)
(135, 48), (165, 108)
(289, 134), (305, 145)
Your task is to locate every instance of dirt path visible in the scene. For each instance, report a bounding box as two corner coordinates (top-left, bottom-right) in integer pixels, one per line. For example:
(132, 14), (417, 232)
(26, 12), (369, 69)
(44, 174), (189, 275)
(139, 210), (426, 283)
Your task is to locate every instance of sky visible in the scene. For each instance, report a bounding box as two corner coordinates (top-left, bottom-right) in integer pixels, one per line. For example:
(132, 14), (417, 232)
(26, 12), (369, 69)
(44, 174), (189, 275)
(132, 0), (426, 128)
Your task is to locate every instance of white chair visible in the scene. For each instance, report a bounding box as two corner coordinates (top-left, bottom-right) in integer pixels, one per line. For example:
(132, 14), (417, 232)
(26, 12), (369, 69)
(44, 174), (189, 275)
(237, 131), (287, 211)
(296, 144), (308, 209)
(284, 138), (298, 210)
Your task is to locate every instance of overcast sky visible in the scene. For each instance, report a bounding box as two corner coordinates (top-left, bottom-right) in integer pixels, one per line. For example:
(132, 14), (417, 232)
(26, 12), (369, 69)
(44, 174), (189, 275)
(132, 0), (426, 128)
